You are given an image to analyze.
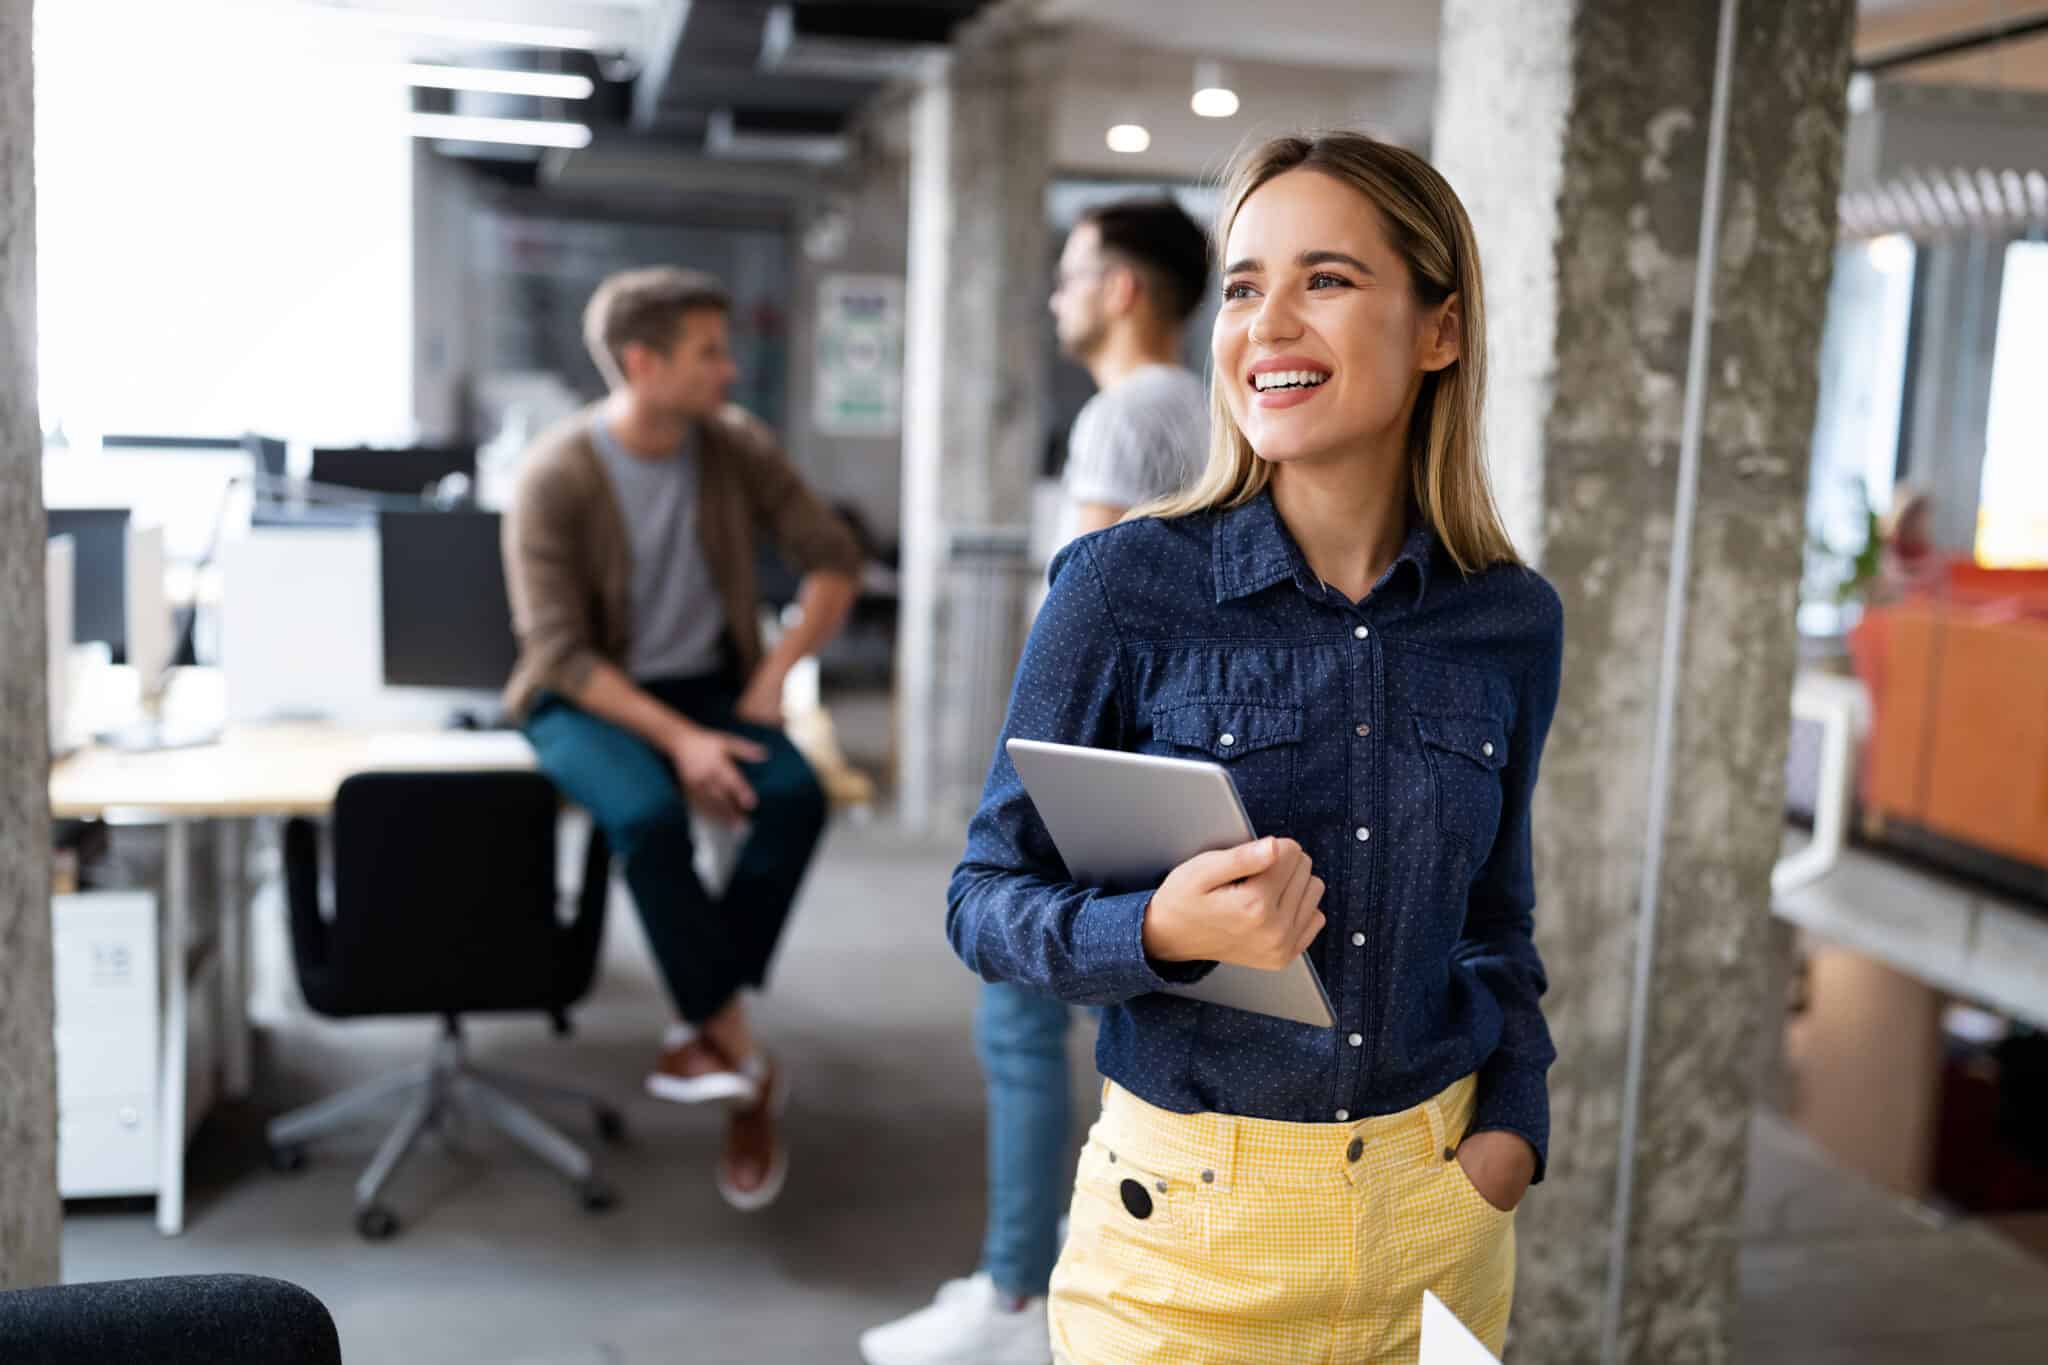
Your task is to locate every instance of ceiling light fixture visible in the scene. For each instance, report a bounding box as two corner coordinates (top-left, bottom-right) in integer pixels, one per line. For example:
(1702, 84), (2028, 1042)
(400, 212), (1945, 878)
(1191, 61), (1238, 119)
(329, 10), (607, 52)
(402, 63), (595, 100)
(1106, 123), (1151, 154)
(407, 112), (594, 150)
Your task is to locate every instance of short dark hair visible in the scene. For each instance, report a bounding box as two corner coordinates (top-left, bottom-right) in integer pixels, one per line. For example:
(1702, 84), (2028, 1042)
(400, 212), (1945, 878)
(1081, 198), (1212, 325)
(583, 266), (731, 386)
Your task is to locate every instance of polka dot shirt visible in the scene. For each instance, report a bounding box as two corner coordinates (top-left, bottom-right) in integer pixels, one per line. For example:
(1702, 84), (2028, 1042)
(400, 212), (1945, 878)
(946, 488), (1565, 1178)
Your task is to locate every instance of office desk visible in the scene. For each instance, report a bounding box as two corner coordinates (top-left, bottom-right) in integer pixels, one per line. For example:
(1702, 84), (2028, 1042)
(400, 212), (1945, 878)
(51, 671), (535, 1236)
(51, 668), (871, 1235)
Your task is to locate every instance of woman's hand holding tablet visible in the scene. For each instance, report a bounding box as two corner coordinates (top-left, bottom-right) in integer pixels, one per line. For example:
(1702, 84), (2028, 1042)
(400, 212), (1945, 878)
(1142, 836), (1327, 970)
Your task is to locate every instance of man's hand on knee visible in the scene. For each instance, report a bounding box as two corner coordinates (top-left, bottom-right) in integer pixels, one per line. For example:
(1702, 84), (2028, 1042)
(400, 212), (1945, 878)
(666, 722), (767, 825)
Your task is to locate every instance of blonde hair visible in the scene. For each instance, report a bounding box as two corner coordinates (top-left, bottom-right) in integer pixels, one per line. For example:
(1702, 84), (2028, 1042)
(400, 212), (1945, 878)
(1139, 132), (1521, 575)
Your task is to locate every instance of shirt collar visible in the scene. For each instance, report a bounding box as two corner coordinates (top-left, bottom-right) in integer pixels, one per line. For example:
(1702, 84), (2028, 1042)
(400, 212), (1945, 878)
(1211, 487), (1435, 608)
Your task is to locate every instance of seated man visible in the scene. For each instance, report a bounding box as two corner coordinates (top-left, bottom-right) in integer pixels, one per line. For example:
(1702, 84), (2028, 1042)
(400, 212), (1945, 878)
(501, 266), (862, 1211)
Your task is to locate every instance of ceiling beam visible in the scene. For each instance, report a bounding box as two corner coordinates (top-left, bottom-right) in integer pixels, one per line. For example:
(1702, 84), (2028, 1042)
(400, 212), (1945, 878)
(632, 0), (694, 128)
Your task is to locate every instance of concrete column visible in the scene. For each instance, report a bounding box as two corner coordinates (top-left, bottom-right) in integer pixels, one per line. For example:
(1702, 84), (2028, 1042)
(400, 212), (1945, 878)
(1435, 3), (1855, 1361)
(1, 0), (61, 1289)
(896, 15), (1057, 828)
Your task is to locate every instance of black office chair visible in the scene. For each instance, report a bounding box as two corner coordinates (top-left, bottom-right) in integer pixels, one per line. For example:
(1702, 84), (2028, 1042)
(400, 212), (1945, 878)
(265, 771), (620, 1240)
(0, 1275), (342, 1364)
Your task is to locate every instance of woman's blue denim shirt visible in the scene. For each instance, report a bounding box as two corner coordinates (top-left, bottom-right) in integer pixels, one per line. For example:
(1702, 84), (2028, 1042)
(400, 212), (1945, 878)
(948, 489), (1565, 1176)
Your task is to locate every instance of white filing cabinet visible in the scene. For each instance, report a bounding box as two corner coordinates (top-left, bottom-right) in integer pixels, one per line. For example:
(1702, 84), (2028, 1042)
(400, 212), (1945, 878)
(53, 889), (220, 1205)
(53, 890), (159, 1196)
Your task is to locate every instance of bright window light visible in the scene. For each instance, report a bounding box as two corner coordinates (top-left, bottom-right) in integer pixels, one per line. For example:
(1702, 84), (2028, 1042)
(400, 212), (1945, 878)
(1106, 124), (1151, 155)
(1864, 233), (1912, 276)
(1976, 241), (2048, 567)
(408, 112), (594, 149)
(402, 63), (595, 100)
(35, 2), (414, 444)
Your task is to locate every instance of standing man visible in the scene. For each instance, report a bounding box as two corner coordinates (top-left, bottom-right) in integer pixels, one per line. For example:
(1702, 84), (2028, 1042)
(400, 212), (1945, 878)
(502, 266), (863, 1212)
(861, 199), (1211, 1365)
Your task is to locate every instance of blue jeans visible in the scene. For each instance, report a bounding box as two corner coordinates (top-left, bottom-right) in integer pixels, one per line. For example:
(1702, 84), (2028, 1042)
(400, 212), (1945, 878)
(524, 673), (827, 1024)
(976, 980), (1073, 1299)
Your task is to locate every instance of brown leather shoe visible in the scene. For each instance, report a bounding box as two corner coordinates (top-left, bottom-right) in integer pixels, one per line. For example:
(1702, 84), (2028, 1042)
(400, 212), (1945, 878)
(717, 1056), (787, 1212)
(645, 1036), (758, 1106)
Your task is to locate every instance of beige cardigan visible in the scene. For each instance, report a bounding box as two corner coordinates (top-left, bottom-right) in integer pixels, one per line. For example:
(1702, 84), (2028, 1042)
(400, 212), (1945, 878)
(500, 402), (863, 723)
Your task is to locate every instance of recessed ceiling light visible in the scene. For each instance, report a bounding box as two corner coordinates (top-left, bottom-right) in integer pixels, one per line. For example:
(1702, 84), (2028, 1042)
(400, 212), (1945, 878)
(407, 113), (594, 150)
(1106, 124), (1151, 154)
(1191, 61), (1238, 118)
(402, 64), (595, 100)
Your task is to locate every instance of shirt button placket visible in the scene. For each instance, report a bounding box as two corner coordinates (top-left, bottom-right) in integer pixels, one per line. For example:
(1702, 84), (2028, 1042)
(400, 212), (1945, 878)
(1345, 614), (1377, 1120)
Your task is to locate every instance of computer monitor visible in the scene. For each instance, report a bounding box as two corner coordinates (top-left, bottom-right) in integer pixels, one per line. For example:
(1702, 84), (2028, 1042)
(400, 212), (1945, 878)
(45, 507), (130, 660)
(313, 444), (476, 499)
(377, 509), (519, 691)
(46, 537), (73, 752)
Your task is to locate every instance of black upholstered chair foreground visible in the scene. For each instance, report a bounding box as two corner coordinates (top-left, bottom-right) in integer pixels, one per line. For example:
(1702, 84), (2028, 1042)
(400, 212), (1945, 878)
(265, 770), (619, 1240)
(0, 1274), (342, 1364)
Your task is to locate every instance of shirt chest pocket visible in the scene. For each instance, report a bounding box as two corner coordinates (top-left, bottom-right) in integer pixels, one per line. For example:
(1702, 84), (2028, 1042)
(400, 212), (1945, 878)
(1416, 712), (1509, 853)
(1151, 699), (1303, 835)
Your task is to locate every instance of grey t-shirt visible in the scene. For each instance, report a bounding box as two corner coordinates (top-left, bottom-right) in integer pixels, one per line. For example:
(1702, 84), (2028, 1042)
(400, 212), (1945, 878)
(1057, 363), (1208, 546)
(589, 416), (727, 682)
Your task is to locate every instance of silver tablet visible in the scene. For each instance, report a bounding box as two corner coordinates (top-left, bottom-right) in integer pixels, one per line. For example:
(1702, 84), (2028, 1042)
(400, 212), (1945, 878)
(1006, 737), (1336, 1030)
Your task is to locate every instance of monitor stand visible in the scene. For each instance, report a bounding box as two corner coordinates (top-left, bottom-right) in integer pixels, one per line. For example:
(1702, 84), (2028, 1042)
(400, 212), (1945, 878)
(443, 705), (513, 732)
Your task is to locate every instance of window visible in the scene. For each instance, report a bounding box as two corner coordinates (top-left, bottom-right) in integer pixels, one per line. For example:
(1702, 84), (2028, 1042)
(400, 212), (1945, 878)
(1976, 240), (2048, 568)
(1801, 235), (1917, 627)
(35, 2), (414, 445)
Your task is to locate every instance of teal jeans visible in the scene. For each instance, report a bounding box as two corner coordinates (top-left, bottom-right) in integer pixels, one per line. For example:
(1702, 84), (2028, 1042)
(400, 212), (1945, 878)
(524, 673), (827, 1023)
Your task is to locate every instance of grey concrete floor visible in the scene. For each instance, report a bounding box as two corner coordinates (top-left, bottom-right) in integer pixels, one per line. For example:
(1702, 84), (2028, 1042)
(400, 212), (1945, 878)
(59, 725), (2048, 1363)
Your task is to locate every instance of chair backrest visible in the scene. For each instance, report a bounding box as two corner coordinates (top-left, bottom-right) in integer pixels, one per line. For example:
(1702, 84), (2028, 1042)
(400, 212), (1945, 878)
(287, 770), (604, 1020)
(0, 1275), (342, 1365)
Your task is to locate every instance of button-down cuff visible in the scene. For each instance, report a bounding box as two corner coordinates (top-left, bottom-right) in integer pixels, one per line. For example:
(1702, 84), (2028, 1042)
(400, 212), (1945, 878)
(1078, 890), (1218, 1000)
(1469, 1061), (1551, 1185)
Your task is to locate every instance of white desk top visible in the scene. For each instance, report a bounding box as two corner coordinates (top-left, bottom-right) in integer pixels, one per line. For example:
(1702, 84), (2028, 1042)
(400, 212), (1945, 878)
(50, 665), (874, 817)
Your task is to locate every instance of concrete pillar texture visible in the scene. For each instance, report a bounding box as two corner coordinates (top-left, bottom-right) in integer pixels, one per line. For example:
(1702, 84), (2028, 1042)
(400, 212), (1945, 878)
(1436, 1), (1856, 1361)
(0, 0), (62, 1291)
(896, 14), (1057, 828)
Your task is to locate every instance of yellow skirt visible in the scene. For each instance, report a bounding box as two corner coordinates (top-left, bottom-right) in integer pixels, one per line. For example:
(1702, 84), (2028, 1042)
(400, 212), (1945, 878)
(1049, 1075), (1516, 1364)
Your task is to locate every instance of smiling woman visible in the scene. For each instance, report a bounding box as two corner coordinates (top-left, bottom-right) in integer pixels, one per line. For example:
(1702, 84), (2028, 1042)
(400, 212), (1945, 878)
(1143, 133), (1516, 583)
(949, 130), (1564, 1364)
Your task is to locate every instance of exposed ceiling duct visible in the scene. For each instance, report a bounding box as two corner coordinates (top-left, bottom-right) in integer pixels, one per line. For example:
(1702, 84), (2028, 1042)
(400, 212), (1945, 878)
(704, 107), (850, 163)
(627, 0), (988, 156)
(757, 3), (951, 79)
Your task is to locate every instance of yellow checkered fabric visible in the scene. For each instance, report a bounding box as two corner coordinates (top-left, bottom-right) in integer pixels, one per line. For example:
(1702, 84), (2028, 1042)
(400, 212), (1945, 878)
(1049, 1075), (1515, 1364)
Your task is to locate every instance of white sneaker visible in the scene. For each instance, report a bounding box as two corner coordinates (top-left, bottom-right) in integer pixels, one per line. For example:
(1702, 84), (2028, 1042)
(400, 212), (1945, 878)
(859, 1273), (1052, 1365)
